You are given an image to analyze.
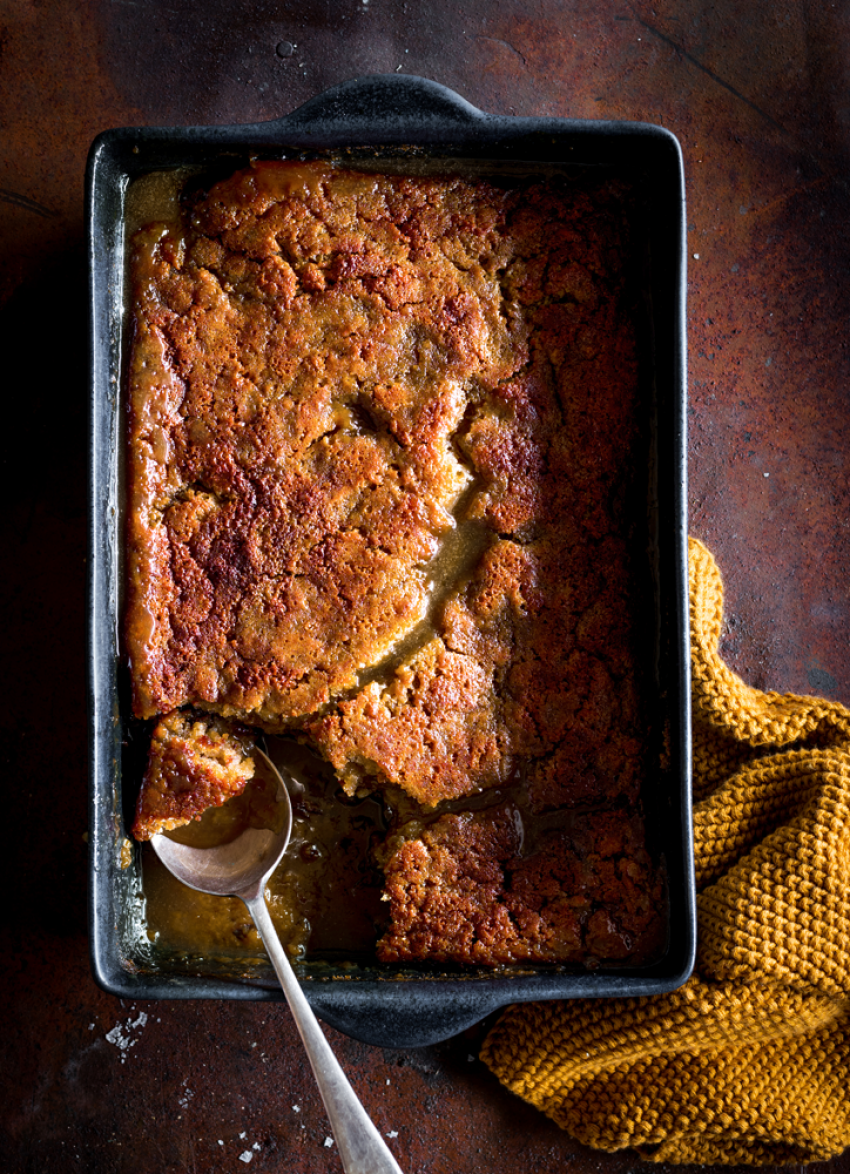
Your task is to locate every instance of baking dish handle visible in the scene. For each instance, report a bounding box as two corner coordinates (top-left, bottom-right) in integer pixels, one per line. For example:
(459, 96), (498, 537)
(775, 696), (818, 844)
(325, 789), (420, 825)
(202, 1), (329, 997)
(272, 74), (487, 139)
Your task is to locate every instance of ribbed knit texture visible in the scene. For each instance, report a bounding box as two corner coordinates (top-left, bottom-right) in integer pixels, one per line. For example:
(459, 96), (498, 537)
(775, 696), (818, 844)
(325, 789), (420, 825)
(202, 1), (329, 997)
(481, 537), (850, 1165)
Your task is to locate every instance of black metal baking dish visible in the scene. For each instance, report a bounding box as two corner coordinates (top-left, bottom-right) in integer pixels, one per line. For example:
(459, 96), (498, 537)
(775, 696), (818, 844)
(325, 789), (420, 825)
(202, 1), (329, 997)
(87, 74), (694, 1048)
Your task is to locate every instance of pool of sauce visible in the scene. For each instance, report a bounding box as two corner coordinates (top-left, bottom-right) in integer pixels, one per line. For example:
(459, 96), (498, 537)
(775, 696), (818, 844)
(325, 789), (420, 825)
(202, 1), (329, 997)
(142, 738), (392, 964)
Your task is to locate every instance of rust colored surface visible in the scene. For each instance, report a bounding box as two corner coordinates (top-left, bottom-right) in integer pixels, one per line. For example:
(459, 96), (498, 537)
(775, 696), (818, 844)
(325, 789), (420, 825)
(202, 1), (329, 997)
(2, 2), (849, 1172)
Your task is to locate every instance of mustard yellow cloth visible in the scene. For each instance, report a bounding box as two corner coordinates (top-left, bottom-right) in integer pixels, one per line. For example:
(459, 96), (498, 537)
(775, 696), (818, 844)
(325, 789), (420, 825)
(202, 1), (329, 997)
(481, 537), (850, 1166)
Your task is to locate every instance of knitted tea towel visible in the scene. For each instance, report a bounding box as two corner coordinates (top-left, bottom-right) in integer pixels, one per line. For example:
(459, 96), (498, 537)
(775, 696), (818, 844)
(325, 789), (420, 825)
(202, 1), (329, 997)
(481, 537), (850, 1166)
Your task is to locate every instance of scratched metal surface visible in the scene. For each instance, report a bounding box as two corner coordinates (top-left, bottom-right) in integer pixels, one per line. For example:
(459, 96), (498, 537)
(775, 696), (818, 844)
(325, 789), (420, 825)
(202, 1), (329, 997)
(2, 2), (849, 1171)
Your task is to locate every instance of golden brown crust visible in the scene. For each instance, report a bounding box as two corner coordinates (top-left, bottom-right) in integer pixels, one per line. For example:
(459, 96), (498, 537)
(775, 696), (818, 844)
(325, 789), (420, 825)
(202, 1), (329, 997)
(131, 711), (255, 841)
(377, 806), (666, 967)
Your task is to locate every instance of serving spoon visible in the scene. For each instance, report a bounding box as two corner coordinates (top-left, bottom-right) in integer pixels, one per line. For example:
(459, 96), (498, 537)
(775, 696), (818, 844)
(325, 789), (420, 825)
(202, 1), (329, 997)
(151, 749), (404, 1174)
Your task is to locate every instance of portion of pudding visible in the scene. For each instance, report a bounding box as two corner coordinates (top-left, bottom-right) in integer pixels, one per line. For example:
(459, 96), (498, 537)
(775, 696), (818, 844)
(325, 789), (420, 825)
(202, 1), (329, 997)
(377, 806), (665, 967)
(309, 532), (645, 813)
(132, 711), (255, 841)
(125, 161), (526, 727)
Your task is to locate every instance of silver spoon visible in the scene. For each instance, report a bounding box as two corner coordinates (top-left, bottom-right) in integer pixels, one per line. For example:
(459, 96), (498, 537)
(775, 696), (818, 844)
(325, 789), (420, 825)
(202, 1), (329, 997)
(151, 749), (403, 1174)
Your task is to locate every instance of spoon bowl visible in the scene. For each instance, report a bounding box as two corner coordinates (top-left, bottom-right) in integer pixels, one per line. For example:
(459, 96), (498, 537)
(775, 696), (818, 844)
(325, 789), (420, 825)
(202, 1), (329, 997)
(151, 748), (403, 1174)
(151, 749), (293, 901)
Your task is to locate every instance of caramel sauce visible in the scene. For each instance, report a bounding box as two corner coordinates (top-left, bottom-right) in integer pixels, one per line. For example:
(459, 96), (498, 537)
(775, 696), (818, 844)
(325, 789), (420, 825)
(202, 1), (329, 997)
(142, 738), (389, 963)
(124, 167), (188, 236)
(352, 512), (494, 694)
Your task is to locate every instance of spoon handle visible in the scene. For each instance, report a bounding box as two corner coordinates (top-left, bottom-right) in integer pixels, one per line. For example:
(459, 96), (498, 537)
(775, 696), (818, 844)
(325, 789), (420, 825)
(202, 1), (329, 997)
(244, 893), (405, 1174)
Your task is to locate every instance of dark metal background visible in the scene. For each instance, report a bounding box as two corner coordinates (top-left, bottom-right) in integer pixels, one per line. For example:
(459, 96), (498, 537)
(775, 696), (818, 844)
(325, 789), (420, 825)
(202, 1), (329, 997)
(2, 2), (849, 1171)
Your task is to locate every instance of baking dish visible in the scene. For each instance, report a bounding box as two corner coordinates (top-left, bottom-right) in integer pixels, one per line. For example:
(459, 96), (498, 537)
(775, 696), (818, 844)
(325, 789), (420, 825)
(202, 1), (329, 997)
(87, 74), (694, 1047)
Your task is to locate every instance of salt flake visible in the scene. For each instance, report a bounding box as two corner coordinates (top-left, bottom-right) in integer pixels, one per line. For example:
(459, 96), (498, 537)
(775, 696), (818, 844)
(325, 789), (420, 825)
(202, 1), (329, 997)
(104, 1016), (147, 1064)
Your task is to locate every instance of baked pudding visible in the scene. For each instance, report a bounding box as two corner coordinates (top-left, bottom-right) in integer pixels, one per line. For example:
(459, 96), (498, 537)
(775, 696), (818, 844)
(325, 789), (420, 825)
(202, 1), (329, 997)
(126, 160), (664, 967)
